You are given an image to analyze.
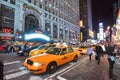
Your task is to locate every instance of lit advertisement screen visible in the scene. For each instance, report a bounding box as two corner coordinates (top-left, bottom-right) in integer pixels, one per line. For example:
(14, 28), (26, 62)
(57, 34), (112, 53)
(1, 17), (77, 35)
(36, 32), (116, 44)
(99, 28), (104, 40)
(25, 33), (50, 41)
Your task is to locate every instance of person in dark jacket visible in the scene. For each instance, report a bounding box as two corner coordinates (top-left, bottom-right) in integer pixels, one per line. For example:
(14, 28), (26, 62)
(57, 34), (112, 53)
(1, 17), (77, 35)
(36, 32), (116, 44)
(95, 43), (103, 64)
(106, 42), (117, 80)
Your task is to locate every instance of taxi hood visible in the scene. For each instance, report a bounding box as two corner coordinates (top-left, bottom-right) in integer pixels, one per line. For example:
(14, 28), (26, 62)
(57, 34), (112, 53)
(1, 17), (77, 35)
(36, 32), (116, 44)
(28, 53), (58, 62)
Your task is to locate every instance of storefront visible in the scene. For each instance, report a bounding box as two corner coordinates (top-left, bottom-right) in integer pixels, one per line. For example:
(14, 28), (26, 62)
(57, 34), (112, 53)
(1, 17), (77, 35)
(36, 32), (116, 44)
(0, 4), (14, 41)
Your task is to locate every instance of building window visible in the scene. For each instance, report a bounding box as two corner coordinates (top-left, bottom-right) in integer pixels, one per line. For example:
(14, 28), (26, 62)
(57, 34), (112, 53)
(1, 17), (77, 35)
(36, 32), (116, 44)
(75, 31), (77, 38)
(49, 15), (51, 19)
(59, 27), (63, 39)
(53, 24), (58, 38)
(40, 0), (43, 2)
(45, 6), (47, 11)
(69, 31), (71, 39)
(39, 4), (42, 8)
(10, 0), (16, 4)
(45, 20), (51, 34)
(3, 0), (8, 1)
(27, 0), (31, 3)
(45, 13), (47, 17)
(53, 17), (55, 20)
(1, 4), (15, 29)
(64, 28), (68, 42)
(34, 0), (37, 5)
(25, 14), (39, 32)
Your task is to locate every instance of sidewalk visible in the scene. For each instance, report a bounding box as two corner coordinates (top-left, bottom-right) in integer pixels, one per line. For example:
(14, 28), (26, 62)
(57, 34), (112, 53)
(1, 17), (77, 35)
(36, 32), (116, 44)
(59, 55), (120, 80)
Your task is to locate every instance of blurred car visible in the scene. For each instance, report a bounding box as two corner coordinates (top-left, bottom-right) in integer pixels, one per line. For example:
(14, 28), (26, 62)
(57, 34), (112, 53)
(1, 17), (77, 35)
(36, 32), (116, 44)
(29, 44), (56, 57)
(17, 46), (38, 56)
(78, 46), (88, 55)
(23, 43), (80, 74)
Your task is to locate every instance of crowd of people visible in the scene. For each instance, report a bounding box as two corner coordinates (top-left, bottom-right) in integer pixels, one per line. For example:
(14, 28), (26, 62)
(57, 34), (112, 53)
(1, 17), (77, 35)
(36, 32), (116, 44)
(0, 41), (41, 54)
(0, 43), (25, 54)
(86, 41), (120, 80)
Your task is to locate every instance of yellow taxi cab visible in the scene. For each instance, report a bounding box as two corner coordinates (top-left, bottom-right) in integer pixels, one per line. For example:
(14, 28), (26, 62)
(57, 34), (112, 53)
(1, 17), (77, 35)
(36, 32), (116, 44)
(29, 44), (55, 57)
(78, 46), (88, 55)
(23, 43), (80, 74)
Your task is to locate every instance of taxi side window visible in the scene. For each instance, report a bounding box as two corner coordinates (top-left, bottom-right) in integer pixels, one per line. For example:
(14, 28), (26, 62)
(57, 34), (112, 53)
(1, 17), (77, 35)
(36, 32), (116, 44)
(61, 48), (67, 55)
(68, 47), (74, 53)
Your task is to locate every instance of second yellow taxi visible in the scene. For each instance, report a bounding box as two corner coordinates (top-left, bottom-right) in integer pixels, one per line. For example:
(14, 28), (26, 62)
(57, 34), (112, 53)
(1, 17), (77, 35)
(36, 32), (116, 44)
(29, 44), (56, 57)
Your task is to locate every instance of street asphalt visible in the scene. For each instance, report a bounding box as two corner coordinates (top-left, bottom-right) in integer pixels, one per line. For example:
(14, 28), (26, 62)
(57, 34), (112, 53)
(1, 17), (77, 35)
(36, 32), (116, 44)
(57, 55), (120, 80)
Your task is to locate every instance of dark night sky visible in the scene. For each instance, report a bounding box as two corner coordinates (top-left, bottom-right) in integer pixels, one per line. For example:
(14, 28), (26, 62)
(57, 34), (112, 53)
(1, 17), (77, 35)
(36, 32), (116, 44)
(91, 0), (114, 33)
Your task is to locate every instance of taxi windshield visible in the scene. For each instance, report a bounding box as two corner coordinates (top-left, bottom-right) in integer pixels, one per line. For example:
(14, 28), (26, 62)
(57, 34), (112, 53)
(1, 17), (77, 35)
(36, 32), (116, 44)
(46, 48), (61, 55)
(44, 45), (56, 50)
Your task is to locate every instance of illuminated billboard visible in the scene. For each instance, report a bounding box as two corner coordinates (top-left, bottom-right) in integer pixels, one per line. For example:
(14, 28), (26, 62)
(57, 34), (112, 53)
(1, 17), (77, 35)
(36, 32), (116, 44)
(99, 22), (104, 40)
(25, 33), (50, 41)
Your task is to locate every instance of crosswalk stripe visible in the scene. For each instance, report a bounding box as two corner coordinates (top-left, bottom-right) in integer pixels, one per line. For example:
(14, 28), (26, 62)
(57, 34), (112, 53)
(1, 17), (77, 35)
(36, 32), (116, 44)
(4, 61), (21, 66)
(5, 70), (29, 80)
(29, 76), (43, 80)
(4, 67), (26, 74)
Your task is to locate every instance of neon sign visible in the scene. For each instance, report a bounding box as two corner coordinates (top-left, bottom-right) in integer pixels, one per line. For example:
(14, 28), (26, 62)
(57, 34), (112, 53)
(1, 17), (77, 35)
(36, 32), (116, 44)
(1, 36), (11, 40)
(2, 28), (12, 33)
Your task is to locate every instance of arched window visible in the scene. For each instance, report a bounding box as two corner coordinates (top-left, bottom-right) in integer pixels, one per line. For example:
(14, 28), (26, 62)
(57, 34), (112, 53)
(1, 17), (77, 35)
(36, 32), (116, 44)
(25, 14), (39, 32)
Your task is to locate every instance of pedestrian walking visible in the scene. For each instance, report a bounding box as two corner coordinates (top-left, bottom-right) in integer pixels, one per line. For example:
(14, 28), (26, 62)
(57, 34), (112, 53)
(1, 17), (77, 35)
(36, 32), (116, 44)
(86, 45), (93, 62)
(106, 42), (117, 80)
(0, 45), (4, 54)
(11, 45), (15, 54)
(101, 42), (106, 56)
(95, 43), (103, 64)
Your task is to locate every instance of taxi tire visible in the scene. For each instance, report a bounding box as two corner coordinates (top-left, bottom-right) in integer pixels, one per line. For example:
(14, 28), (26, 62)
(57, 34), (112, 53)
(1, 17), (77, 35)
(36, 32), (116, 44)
(46, 62), (57, 74)
(73, 55), (78, 62)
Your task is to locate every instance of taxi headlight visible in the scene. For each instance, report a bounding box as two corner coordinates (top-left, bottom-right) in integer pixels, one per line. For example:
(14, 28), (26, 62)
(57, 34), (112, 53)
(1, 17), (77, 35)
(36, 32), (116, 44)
(33, 62), (45, 67)
(33, 62), (40, 67)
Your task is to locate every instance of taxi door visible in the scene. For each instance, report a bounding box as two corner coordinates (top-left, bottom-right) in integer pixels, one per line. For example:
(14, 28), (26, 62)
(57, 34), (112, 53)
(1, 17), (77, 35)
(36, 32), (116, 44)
(58, 48), (69, 65)
(67, 47), (75, 61)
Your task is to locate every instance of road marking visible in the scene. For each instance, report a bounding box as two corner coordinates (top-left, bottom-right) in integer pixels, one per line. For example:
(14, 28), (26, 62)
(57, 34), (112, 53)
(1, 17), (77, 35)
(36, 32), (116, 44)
(4, 61), (21, 66)
(44, 57), (88, 80)
(56, 57), (88, 80)
(69, 62), (75, 65)
(4, 67), (26, 74)
(57, 76), (67, 80)
(5, 70), (29, 80)
(29, 76), (43, 80)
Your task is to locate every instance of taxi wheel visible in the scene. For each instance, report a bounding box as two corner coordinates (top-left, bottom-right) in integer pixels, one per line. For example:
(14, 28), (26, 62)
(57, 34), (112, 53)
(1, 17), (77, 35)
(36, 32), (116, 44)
(47, 62), (57, 74)
(73, 55), (78, 62)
